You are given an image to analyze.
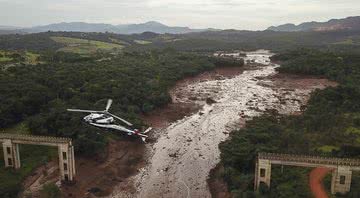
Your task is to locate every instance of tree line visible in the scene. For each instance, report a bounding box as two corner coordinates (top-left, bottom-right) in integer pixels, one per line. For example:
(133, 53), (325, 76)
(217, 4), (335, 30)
(218, 48), (360, 197)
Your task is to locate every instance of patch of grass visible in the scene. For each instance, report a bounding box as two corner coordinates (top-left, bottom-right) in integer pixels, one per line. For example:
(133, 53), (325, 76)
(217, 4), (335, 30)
(0, 51), (14, 62)
(317, 145), (340, 153)
(24, 51), (41, 65)
(0, 50), (41, 65)
(40, 183), (61, 198)
(0, 57), (13, 62)
(1, 122), (30, 134)
(134, 40), (152, 45)
(51, 36), (124, 54)
(109, 37), (130, 45)
(333, 39), (354, 45)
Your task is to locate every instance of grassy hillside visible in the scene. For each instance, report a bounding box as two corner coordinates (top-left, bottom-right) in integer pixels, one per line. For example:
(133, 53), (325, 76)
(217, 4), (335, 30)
(51, 36), (124, 54)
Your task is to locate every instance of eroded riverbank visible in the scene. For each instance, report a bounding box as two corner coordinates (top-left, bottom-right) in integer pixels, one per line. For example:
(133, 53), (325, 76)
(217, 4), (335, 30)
(108, 50), (336, 198)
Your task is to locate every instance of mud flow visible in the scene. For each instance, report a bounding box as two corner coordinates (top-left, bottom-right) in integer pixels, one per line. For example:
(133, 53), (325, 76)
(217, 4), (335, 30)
(108, 50), (336, 198)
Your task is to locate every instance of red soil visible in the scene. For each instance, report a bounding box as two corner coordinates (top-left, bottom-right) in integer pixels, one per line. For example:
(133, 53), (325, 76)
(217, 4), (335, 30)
(309, 167), (333, 198)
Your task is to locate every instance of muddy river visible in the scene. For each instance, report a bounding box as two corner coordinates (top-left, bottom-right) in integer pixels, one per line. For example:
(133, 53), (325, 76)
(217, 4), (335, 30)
(107, 50), (335, 198)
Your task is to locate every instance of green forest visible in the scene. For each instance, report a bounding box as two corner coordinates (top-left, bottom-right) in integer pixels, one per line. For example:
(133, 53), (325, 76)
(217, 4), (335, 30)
(0, 49), (230, 197)
(218, 49), (360, 197)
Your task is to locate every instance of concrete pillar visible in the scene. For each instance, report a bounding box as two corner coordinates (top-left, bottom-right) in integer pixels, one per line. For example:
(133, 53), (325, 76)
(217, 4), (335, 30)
(12, 143), (21, 169)
(58, 144), (76, 182)
(254, 159), (271, 190)
(2, 140), (21, 169)
(331, 166), (352, 194)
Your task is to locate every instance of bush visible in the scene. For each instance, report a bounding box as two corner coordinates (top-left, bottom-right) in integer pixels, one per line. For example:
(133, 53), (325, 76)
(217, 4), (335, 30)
(40, 183), (61, 198)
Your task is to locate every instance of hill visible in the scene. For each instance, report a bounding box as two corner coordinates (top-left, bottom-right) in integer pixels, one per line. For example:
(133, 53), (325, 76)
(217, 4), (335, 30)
(267, 16), (360, 32)
(22, 21), (215, 34)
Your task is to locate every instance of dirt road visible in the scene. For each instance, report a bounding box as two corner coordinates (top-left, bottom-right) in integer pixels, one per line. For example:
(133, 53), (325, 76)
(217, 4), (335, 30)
(309, 167), (332, 198)
(108, 50), (336, 198)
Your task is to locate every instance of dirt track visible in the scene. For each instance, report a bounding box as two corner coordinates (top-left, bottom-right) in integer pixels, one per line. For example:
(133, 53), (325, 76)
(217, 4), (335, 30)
(309, 167), (332, 198)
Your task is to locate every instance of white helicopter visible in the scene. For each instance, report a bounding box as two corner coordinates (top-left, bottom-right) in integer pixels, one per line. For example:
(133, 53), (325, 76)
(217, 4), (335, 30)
(67, 99), (152, 142)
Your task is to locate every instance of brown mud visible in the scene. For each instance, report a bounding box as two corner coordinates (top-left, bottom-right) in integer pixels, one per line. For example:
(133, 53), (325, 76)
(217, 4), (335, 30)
(110, 50), (337, 198)
(207, 73), (337, 198)
(22, 140), (145, 198)
(21, 51), (336, 198)
(141, 66), (246, 128)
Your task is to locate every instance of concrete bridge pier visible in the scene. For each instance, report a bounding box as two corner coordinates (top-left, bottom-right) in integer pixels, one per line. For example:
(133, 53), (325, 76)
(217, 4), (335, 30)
(254, 159), (272, 190)
(331, 166), (352, 194)
(2, 139), (21, 169)
(58, 144), (76, 182)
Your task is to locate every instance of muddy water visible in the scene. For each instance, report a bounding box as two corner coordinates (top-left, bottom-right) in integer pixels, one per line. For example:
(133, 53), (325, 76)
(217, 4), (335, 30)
(108, 50), (334, 198)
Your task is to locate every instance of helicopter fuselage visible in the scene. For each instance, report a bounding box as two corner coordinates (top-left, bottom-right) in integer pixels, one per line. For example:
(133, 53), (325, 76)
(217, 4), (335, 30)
(84, 113), (114, 124)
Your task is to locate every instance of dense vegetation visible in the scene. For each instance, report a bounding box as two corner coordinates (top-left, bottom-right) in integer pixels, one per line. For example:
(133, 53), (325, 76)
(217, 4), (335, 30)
(0, 49), (224, 197)
(218, 49), (360, 197)
(1, 50), (218, 152)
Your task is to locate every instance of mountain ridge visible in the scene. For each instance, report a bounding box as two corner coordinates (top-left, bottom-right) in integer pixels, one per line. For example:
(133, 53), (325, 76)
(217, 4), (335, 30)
(21, 21), (218, 34)
(267, 16), (360, 32)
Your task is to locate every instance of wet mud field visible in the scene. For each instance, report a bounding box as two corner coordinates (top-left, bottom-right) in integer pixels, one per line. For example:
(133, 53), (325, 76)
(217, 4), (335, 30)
(107, 50), (336, 198)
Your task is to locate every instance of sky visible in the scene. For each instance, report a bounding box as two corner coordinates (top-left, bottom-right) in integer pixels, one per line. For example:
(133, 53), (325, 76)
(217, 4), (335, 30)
(1, 0), (360, 30)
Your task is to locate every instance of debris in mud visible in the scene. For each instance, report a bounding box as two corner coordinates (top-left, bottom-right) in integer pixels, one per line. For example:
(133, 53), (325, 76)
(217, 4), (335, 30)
(206, 98), (217, 105)
(169, 153), (178, 158)
(88, 187), (103, 195)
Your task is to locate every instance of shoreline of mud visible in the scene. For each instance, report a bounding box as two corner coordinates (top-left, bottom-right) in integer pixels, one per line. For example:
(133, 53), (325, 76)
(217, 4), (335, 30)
(108, 50), (336, 198)
(206, 71), (337, 198)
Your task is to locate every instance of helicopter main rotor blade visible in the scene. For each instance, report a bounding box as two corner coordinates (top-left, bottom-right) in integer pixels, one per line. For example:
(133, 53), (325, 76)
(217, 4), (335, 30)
(105, 99), (113, 112)
(107, 112), (133, 126)
(143, 127), (153, 134)
(67, 109), (102, 113)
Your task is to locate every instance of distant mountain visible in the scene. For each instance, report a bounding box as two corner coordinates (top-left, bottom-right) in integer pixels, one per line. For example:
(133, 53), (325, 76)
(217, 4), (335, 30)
(22, 21), (216, 34)
(267, 16), (360, 32)
(0, 25), (23, 30)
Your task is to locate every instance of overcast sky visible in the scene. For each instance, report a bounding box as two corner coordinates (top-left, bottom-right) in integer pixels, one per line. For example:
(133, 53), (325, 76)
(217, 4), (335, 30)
(1, 0), (360, 30)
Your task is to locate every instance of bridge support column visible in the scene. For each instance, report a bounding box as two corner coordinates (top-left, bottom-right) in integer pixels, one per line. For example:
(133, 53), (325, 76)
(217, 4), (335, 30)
(331, 166), (352, 194)
(254, 159), (271, 190)
(58, 144), (76, 182)
(2, 139), (21, 169)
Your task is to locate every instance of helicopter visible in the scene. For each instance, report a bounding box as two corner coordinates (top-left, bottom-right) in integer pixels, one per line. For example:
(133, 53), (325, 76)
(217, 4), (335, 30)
(67, 99), (152, 142)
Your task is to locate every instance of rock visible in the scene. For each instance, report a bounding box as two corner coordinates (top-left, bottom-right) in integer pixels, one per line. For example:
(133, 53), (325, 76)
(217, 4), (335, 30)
(88, 187), (102, 194)
(169, 153), (178, 158)
(206, 98), (217, 105)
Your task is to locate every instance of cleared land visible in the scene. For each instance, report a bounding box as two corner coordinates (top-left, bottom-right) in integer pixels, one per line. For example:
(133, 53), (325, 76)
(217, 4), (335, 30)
(51, 36), (124, 54)
(0, 50), (41, 65)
